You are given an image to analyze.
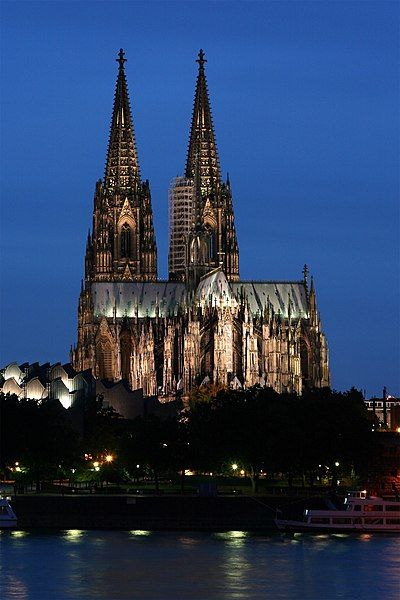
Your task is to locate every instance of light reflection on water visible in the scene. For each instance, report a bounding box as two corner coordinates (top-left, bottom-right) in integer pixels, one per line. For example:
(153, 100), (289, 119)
(1, 531), (399, 600)
(63, 529), (84, 542)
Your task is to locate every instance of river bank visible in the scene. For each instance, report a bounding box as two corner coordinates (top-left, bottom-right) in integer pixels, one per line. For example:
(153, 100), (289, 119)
(10, 493), (329, 530)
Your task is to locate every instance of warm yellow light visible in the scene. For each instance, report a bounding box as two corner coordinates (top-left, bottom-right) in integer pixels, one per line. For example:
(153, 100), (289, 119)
(397, 427), (400, 433)
(240, 469), (245, 476)
(11, 531), (27, 538)
(15, 462), (19, 466)
(105, 455), (113, 463)
(94, 466), (100, 472)
(93, 461), (99, 468)
(232, 463), (238, 471)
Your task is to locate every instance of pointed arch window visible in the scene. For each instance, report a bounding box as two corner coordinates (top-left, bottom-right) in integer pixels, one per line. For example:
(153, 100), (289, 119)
(120, 331), (132, 382)
(120, 223), (131, 258)
(209, 230), (216, 260)
(97, 341), (113, 381)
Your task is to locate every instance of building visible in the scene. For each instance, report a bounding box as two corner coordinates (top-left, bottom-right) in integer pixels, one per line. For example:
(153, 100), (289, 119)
(0, 361), (180, 421)
(365, 387), (400, 431)
(71, 49), (330, 397)
(0, 361), (93, 409)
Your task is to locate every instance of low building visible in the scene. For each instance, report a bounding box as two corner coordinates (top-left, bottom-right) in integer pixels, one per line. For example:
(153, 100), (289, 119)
(0, 361), (177, 420)
(365, 391), (400, 431)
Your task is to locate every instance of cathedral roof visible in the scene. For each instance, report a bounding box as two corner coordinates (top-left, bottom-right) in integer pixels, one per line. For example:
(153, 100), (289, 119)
(196, 268), (233, 302)
(92, 277), (308, 319)
(92, 281), (187, 318)
(231, 281), (308, 318)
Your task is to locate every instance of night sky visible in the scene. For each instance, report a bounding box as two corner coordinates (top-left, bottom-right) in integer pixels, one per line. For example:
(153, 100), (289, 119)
(1, 1), (398, 397)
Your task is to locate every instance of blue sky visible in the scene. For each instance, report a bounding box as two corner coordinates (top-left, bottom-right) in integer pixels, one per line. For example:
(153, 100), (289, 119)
(1, 1), (399, 396)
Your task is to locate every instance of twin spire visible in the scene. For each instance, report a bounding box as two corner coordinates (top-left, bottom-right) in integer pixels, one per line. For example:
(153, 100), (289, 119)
(105, 48), (221, 194)
(104, 49), (140, 192)
(185, 49), (221, 192)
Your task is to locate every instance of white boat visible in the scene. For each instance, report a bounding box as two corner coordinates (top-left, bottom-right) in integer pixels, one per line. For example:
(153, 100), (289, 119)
(0, 497), (17, 529)
(276, 491), (400, 533)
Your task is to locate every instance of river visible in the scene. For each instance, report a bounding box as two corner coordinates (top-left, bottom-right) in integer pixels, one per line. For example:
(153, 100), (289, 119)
(1, 530), (399, 599)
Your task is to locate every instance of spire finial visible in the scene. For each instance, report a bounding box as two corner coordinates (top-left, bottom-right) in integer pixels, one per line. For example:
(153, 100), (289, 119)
(117, 48), (127, 69)
(196, 49), (206, 69)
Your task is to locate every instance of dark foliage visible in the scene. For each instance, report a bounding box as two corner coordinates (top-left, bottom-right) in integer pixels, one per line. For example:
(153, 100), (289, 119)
(0, 387), (374, 489)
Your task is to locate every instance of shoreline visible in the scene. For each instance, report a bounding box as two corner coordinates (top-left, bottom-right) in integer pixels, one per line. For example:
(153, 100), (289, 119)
(9, 493), (328, 531)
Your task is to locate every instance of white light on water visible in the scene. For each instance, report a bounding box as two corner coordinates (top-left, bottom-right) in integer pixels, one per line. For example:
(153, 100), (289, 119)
(11, 531), (28, 538)
(215, 531), (248, 543)
(64, 530), (83, 542)
(129, 530), (150, 537)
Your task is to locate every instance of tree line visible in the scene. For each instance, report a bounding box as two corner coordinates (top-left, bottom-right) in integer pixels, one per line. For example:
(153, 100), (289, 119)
(0, 387), (374, 492)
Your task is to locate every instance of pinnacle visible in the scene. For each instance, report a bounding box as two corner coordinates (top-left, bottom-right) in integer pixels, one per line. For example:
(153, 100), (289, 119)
(117, 48), (127, 69)
(104, 50), (140, 192)
(185, 49), (221, 191)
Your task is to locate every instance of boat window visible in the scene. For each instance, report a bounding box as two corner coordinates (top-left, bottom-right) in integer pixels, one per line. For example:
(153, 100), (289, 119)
(386, 519), (400, 524)
(386, 505), (400, 512)
(364, 504), (383, 512)
(332, 518), (352, 524)
(352, 518), (362, 524)
(364, 518), (384, 525)
(0, 506), (9, 515)
(310, 517), (330, 524)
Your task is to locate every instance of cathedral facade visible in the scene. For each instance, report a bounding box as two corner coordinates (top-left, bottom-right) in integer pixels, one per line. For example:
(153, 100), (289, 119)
(71, 49), (330, 397)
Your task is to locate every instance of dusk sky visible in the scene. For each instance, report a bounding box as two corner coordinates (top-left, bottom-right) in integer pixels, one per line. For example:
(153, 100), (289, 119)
(1, 1), (399, 397)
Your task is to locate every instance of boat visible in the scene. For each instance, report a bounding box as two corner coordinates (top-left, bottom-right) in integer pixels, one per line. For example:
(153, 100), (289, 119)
(0, 497), (17, 529)
(276, 491), (400, 533)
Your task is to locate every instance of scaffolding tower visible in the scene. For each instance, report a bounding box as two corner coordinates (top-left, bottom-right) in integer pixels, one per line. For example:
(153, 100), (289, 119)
(168, 177), (194, 280)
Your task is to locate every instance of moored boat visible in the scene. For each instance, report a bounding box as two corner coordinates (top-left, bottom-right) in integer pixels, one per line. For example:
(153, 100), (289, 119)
(276, 491), (400, 533)
(0, 497), (17, 529)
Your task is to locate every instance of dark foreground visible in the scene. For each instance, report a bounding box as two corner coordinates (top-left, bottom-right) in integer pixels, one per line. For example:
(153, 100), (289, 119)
(11, 494), (331, 530)
(13, 494), (278, 530)
(2, 529), (399, 600)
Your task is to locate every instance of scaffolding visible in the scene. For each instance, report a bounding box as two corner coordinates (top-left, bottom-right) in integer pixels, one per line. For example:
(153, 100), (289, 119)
(168, 177), (194, 280)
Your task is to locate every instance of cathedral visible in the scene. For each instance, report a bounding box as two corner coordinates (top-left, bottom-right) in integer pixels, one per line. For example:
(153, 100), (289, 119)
(71, 49), (330, 397)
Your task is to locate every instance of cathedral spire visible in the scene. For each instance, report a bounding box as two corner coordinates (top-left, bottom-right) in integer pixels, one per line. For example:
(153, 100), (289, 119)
(104, 49), (140, 192)
(185, 49), (221, 191)
(193, 151), (203, 231)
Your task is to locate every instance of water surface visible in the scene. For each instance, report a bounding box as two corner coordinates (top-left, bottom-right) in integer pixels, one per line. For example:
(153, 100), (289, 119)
(1, 530), (399, 599)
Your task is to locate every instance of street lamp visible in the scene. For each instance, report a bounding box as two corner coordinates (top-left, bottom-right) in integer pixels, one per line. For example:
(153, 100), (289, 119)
(105, 455), (114, 463)
(232, 463), (238, 471)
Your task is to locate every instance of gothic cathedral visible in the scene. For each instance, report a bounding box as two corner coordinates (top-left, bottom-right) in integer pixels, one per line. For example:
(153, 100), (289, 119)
(71, 50), (330, 396)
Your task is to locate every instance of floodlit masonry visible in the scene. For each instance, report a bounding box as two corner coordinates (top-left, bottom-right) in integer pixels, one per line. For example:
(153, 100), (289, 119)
(71, 49), (330, 397)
